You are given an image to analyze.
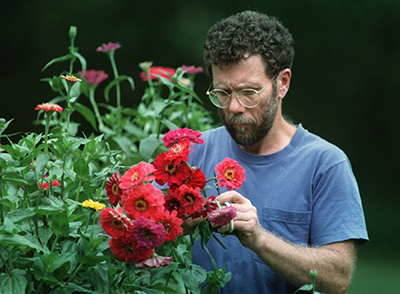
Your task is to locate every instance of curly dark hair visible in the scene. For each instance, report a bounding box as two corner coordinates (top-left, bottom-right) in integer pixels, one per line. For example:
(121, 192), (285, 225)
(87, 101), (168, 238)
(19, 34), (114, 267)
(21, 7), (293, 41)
(203, 11), (295, 78)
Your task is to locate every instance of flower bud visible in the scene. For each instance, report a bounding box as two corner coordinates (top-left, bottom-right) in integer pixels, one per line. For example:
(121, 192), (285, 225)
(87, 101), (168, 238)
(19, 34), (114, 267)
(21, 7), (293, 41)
(0, 118), (5, 128)
(69, 26), (77, 39)
(115, 154), (122, 161)
(139, 61), (153, 74)
(309, 270), (318, 279)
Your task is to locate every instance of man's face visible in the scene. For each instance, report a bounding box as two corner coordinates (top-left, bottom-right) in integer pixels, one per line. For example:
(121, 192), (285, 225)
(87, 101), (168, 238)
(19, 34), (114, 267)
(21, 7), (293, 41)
(212, 55), (279, 147)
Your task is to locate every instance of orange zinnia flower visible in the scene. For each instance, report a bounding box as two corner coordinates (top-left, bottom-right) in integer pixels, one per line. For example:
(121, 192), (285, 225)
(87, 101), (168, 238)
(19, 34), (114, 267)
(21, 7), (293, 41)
(35, 103), (63, 113)
(61, 75), (82, 83)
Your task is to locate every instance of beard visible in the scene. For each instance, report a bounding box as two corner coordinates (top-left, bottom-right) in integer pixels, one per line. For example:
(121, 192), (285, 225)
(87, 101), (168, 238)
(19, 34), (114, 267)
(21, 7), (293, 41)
(219, 90), (279, 147)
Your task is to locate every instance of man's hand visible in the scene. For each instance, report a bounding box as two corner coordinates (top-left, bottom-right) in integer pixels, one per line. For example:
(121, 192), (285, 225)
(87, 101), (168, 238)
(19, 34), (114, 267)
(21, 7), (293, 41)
(181, 215), (205, 235)
(215, 191), (264, 249)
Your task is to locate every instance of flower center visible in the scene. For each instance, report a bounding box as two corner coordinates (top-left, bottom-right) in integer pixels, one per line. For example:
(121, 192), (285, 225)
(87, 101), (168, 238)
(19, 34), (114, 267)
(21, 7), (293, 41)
(131, 172), (139, 181)
(112, 218), (122, 228)
(185, 194), (194, 205)
(225, 169), (235, 181)
(112, 183), (119, 195)
(135, 199), (148, 211)
(165, 164), (177, 175)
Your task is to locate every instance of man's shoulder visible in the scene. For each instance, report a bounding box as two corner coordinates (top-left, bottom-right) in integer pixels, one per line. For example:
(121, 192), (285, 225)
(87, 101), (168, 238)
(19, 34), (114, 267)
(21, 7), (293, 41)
(298, 125), (349, 164)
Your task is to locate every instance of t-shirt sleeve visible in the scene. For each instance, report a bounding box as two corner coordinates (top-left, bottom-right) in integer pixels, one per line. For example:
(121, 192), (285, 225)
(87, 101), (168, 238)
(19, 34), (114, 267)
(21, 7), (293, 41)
(310, 159), (369, 246)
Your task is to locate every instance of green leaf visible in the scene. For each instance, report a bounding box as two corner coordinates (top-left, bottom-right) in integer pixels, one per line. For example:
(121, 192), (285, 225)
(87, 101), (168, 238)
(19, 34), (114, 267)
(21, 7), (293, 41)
(73, 158), (89, 179)
(160, 119), (179, 131)
(74, 102), (97, 131)
(34, 205), (65, 215)
(0, 233), (45, 252)
(42, 53), (72, 72)
(293, 284), (314, 293)
(51, 210), (70, 236)
(139, 136), (162, 161)
(0, 270), (28, 294)
(35, 153), (50, 174)
(6, 207), (35, 223)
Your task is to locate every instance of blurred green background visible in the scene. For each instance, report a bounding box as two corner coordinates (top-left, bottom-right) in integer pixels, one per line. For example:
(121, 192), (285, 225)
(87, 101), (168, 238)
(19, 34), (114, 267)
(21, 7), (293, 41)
(1, 0), (399, 292)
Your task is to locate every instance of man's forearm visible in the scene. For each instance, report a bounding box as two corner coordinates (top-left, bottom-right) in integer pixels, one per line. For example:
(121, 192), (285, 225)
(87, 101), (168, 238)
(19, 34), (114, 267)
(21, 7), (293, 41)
(249, 229), (356, 294)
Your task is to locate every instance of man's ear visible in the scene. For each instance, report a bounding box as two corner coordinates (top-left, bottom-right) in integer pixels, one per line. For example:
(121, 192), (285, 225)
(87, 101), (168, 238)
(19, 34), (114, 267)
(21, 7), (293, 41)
(277, 69), (291, 99)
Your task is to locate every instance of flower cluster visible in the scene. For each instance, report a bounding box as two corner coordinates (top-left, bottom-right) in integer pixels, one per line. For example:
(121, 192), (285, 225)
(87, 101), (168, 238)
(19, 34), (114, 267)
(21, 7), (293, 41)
(100, 128), (245, 266)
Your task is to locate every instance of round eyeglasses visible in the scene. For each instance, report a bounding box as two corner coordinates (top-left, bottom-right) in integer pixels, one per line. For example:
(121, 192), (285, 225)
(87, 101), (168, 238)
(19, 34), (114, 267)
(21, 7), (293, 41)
(206, 74), (277, 109)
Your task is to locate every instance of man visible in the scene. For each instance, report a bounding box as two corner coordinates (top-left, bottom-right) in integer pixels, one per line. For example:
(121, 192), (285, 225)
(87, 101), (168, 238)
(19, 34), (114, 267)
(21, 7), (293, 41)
(184, 11), (368, 294)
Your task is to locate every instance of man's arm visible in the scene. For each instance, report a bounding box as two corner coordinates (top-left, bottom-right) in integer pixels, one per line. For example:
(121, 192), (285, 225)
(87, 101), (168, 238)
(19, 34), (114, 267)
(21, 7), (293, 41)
(216, 191), (357, 294)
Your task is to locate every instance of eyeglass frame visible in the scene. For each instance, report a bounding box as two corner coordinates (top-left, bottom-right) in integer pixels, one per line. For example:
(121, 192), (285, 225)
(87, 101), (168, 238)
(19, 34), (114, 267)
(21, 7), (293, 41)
(206, 74), (278, 109)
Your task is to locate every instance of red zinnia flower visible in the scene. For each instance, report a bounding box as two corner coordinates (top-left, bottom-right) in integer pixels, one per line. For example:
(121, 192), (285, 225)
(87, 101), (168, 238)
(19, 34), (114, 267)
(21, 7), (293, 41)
(153, 152), (192, 186)
(99, 207), (133, 238)
(152, 209), (183, 242)
(184, 167), (206, 190)
(162, 128), (204, 149)
(38, 179), (61, 190)
(139, 66), (176, 82)
(35, 103), (63, 113)
(136, 255), (173, 269)
(208, 206), (237, 227)
(96, 42), (121, 53)
(106, 172), (123, 206)
(119, 162), (155, 191)
(191, 195), (218, 219)
(123, 183), (165, 219)
(78, 69), (108, 88)
(215, 158), (246, 190)
(131, 217), (166, 249)
(167, 184), (204, 218)
(109, 236), (154, 263)
(165, 140), (192, 166)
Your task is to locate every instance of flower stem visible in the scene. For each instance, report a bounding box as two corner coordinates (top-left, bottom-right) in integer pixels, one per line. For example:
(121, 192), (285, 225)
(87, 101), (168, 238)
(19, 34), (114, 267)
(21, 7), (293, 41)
(64, 262), (84, 288)
(44, 113), (51, 153)
(66, 86), (72, 135)
(88, 88), (104, 131)
(109, 52), (121, 129)
(0, 177), (3, 224)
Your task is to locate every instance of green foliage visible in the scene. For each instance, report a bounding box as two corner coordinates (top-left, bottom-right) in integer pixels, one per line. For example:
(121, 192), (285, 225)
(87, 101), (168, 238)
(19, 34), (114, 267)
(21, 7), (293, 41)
(0, 25), (228, 294)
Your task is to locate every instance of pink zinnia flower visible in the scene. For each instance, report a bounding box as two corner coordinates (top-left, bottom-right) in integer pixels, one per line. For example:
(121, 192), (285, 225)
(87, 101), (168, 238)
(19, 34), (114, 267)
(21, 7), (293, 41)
(119, 162), (155, 190)
(215, 158), (246, 190)
(181, 65), (204, 75)
(162, 128), (204, 148)
(35, 103), (63, 113)
(136, 255), (173, 269)
(96, 42), (121, 53)
(100, 207), (133, 238)
(208, 206), (237, 227)
(122, 183), (165, 219)
(131, 217), (166, 249)
(139, 66), (176, 82)
(78, 69), (108, 87)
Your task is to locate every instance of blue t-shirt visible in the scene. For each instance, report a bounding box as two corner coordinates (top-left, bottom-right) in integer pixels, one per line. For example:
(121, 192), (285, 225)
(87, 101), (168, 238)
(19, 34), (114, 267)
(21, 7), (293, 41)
(188, 124), (368, 294)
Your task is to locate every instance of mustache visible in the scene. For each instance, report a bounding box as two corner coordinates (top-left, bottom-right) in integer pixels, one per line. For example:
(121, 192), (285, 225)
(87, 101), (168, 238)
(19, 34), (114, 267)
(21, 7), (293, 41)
(227, 115), (256, 126)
